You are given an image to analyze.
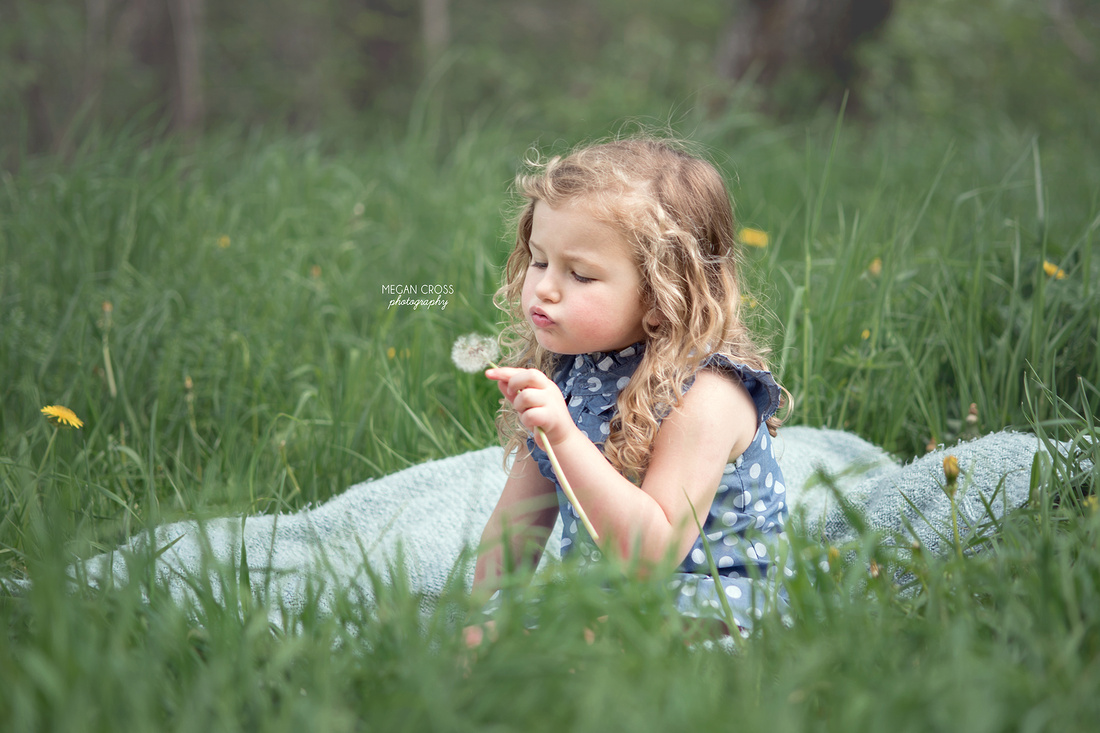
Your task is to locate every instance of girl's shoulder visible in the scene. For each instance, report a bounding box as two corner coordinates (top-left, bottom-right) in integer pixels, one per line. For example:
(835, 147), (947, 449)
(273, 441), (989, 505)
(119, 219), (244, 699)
(697, 353), (782, 425)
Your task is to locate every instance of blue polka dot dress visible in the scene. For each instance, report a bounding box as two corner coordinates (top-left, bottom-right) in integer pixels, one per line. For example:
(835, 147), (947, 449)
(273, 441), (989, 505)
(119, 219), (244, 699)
(527, 342), (790, 630)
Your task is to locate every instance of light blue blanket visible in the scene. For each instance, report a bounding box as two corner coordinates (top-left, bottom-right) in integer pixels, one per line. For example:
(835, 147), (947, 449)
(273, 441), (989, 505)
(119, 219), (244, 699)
(8, 427), (1077, 620)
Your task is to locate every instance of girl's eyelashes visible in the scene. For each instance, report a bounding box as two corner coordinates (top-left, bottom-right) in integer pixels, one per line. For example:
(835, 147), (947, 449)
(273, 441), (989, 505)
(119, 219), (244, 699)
(528, 259), (595, 283)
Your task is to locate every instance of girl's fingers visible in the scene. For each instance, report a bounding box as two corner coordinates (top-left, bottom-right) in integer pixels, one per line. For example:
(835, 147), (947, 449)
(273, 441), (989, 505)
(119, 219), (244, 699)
(464, 620), (497, 648)
(485, 368), (569, 438)
(486, 369), (519, 402)
(484, 367), (516, 383)
(511, 385), (548, 413)
(486, 367), (548, 388)
(486, 367), (550, 404)
(494, 378), (516, 403)
(518, 406), (551, 431)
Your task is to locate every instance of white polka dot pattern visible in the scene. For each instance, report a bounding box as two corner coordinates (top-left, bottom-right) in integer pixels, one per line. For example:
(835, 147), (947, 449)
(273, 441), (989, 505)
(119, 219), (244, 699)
(525, 345), (789, 630)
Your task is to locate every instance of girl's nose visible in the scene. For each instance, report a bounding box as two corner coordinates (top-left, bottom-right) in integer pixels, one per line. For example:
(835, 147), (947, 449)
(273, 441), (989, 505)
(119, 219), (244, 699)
(534, 271), (560, 302)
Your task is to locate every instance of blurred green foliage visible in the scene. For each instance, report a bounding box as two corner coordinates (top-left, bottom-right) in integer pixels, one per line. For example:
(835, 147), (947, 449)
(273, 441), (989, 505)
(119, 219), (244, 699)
(2, 0), (1097, 162)
(0, 0), (732, 158)
(858, 0), (1100, 135)
(1, 6), (1099, 730)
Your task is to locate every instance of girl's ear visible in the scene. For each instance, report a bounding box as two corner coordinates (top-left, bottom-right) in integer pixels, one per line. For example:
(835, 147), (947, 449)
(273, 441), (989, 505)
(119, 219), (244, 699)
(645, 308), (662, 328)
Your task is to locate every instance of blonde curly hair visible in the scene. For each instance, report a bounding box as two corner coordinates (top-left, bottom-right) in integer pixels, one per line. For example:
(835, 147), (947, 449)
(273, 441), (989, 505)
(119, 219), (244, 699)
(494, 135), (786, 482)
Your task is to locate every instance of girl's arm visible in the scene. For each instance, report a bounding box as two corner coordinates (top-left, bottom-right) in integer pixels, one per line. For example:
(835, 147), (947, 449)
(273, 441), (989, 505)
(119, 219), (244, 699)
(471, 450), (559, 601)
(488, 366), (757, 571)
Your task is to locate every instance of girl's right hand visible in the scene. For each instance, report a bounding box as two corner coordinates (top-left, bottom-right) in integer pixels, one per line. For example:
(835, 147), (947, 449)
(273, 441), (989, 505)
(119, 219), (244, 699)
(485, 367), (576, 448)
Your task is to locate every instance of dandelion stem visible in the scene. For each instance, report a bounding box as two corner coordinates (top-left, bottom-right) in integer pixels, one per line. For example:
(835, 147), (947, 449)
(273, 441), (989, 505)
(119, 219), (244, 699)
(103, 334), (117, 398)
(950, 493), (963, 562)
(536, 427), (600, 542)
(452, 333), (599, 541)
(37, 427), (59, 477)
(499, 370), (600, 542)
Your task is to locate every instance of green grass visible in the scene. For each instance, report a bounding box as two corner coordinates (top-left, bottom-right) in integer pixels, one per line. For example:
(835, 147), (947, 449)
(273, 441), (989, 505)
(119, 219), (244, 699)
(1, 106), (1098, 731)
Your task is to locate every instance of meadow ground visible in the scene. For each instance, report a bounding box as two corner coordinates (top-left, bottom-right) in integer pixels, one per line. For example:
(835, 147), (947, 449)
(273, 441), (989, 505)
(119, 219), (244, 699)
(1, 107), (1098, 731)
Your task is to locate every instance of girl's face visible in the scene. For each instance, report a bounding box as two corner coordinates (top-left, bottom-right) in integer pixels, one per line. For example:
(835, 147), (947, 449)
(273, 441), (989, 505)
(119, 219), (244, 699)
(522, 200), (651, 355)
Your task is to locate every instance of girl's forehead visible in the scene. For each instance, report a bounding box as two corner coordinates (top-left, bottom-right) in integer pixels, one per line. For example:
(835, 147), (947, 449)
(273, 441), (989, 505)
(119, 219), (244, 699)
(529, 200), (641, 268)
(533, 195), (642, 235)
(531, 199), (625, 242)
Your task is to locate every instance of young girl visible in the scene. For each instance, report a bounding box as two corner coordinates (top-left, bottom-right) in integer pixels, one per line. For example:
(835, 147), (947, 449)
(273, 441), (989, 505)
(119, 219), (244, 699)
(470, 136), (789, 639)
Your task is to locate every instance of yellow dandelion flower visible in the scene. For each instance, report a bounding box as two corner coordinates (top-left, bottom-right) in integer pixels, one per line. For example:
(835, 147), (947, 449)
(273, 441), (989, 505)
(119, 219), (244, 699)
(217, 235), (231, 249)
(943, 455), (960, 483)
(41, 405), (84, 429)
(861, 329), (871, 340)
(1042, 260), (1066, 279)
(868, 257), (883, 277)
(386, 346), (396, 359)
(1084, 495), (1098, 514)
(738, 227), (769, 248)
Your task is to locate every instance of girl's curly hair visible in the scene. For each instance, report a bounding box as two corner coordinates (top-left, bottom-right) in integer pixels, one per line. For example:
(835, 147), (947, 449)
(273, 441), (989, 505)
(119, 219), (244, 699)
(494, 135), (786, 482)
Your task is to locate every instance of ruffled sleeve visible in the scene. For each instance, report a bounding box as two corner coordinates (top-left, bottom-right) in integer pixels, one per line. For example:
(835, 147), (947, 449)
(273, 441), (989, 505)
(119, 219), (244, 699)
(697, 354), (782, 424)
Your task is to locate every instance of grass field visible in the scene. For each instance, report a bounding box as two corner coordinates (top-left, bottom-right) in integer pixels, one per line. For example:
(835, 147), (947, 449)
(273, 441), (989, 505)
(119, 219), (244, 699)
(2, 104), (1099, 731)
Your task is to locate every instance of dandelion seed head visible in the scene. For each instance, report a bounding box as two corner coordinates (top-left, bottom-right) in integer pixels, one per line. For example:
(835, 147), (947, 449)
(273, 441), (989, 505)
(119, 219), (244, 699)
(452, 333), (499, 372)
(41, 405), (84, 429)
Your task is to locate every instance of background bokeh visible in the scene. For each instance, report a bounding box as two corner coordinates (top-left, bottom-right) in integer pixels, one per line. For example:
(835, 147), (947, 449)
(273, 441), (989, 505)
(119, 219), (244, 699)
(3, 0), (1098, 161)
(2, 6), (1100, 730)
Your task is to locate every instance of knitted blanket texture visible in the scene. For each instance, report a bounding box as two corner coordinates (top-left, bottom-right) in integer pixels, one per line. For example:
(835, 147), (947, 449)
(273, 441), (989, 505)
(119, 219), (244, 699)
(40, 426), (1065, 622)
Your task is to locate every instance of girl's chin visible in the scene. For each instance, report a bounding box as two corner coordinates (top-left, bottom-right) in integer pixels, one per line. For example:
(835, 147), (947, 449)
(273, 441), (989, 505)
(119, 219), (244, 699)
(533, 330), (579, 356)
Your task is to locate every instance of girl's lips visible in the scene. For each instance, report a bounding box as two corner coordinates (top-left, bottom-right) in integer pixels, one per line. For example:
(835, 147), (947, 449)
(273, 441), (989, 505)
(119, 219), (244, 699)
(530, 308), (554, 328)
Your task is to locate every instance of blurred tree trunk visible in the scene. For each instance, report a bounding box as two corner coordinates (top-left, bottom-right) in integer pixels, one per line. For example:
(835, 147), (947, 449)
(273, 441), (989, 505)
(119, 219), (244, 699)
(8, 1), (54, 156)
(421, 0), (450, 68)
(1047, 0), (1095, 63)
(716, 0), (893, 102)
(81, 0), (109, 117)
(168, 0), (204, 135)
(11, 0), (205, 152)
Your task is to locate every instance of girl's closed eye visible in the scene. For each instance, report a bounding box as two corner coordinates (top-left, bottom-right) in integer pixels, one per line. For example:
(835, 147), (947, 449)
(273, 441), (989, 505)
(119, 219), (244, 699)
(528, 258), (592, 283)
